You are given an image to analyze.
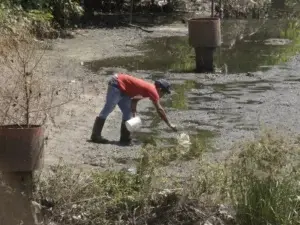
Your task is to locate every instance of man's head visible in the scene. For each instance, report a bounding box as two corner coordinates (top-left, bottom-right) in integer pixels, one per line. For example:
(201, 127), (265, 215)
(154, 79), (171, 97)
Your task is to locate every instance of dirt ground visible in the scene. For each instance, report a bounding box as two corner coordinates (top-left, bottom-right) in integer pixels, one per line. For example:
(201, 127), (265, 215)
(41, 21), (300, 177)
(42, 24), (188, 171)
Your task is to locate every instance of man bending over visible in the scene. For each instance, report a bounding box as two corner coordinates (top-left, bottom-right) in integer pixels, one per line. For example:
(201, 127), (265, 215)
(90, 73), (177, 145)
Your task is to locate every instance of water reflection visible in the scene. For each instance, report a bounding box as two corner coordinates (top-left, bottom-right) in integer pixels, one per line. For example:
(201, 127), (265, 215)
(84, 19), (300, 74)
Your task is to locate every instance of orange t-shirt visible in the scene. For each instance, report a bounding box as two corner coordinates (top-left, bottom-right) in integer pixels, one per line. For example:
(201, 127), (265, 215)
(117, 73), (160, 102)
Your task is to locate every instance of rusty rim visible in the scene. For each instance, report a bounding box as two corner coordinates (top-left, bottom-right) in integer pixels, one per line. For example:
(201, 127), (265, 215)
(189, 17), (220, 21)
(0, 125), (42, 129)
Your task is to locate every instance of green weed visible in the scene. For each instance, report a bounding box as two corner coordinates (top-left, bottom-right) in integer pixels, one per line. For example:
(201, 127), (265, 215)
(226, 130), (300, 225)
(31, 130), (300, 225)
(165, 80), (196, 110)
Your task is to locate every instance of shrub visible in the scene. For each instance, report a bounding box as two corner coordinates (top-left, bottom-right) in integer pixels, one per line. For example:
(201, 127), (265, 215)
(226, 130), (300, 225)
(31, 129), (300, 225)
(33, 133), (211, 224)
(49, 0), (84, 28)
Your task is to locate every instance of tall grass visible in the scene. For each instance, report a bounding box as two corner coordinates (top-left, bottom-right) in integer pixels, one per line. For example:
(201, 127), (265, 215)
(30, 129), (300, 225)
(226, 131), (300, 225)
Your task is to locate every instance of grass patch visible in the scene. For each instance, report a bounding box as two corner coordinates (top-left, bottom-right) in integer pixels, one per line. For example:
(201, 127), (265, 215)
(165, 80), (197, 110)
(188, 130), (216, 157)
(138, 129), (215, 167)
(4, 129), (297, 225)
(32, 130), (216, 224)
(35, 165), (155, 225)
(226, 131), (300, 225)
(168, 38), (195, 73)
(276, 19), (300, 63)
(27, 9), (54, 22)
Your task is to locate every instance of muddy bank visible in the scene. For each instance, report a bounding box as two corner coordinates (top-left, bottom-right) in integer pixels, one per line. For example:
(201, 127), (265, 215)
(43, 25), (191, 171)
(43, 21), (300, 176)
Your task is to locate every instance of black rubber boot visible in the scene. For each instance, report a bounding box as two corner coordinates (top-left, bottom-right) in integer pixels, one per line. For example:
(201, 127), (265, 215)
(90, 117), (109, 144)
(119, 120), (132, 146)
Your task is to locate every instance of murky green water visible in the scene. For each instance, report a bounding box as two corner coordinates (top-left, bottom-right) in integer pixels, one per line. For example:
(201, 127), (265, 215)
(85, 35), (194, 72)
(134, 78), (219, 150)
(164, 80), (199, 110)
(85, 19), (300, 74)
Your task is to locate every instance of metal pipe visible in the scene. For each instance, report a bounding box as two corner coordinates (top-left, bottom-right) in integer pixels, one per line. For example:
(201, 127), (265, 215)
(211, 0), (215, 17)
(130, 0), (134, 24)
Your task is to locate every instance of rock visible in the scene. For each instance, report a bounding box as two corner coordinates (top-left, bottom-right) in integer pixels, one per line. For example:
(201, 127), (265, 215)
(217, 204), (236, 224)
(127, 167), (137, 174)
(264, 38), (292, 46)
(204, 216), (225, 225)
(48, 222), (59, 225)
(204, 220), (213, 225)
(31, 201), (43, 224)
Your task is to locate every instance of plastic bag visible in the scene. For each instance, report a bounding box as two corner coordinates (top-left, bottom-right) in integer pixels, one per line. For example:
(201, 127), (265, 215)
(177, 132), (191, 147)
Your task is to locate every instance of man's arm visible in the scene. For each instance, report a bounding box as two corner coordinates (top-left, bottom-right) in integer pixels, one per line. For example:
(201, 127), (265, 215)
(131, 95), (144, 117)
(152, 100), (177, 131)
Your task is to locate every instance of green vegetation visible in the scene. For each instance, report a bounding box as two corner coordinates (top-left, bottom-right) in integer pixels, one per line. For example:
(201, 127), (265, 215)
(0, 0), (83, 37)
(27, 9), (54, 22)
(276, 19), (300, 63)
(227, 131), (300, 225)
(165, 80), (196, 110)
(27, 129), (300, 224)
(168, 39), (195, 73)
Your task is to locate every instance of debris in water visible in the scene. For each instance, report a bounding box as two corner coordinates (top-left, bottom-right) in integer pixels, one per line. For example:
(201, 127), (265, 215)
(127, 167), (137, 174)
(264, 38), (292, 46)
(177, 132), (191, 154)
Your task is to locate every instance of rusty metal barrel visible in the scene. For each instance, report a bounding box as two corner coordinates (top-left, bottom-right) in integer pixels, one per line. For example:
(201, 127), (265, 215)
(0, 125), (45, 225)
(0, 125), (44, 172)
(188, 17), (222, 72)
(188, 17), (221, 48)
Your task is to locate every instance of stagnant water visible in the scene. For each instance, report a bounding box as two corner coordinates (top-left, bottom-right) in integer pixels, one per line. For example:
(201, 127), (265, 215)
(85, 18), (300, 151)
(134, 64), (300, 153)
(85, 19), (299, 74)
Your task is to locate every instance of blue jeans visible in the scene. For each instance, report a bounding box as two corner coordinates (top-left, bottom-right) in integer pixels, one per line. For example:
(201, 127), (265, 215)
(99, 75), (132, 121)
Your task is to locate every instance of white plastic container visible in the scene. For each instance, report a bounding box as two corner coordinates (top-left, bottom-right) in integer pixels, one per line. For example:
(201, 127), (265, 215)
(177, 132), (191, 147)
(125, 116), (142, 132)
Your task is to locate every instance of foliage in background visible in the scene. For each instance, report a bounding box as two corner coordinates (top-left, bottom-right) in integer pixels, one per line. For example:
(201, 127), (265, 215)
(0, 2), (55, 38)
(0, 0), (83, 33)
(222, 0), (270, 18)
(1, 0), (292, 34)
(49, 0), (84, 28)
